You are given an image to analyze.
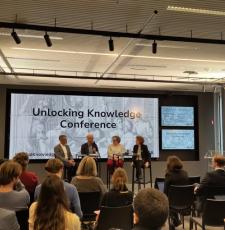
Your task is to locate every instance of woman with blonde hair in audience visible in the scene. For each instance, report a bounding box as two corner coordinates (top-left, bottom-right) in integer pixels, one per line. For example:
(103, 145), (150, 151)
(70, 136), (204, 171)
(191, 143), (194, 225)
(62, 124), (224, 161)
(29, 174), (80, 230)
(71, 156), (106, 199)
(101, 167), (133, 207)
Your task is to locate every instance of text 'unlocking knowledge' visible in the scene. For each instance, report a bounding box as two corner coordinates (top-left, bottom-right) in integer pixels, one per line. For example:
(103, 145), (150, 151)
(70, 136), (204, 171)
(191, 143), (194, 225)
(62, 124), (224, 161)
(32, 108), (142, 129)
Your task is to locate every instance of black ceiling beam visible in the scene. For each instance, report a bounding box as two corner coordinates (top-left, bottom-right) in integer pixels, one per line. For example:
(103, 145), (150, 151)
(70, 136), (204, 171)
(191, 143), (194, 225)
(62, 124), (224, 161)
(1, 21), (225, 45)
(0, 71), (222, 86)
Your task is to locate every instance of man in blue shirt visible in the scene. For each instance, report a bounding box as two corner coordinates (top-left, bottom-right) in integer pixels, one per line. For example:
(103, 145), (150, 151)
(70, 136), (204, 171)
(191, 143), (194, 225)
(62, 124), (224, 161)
(34, 158), (82, 218)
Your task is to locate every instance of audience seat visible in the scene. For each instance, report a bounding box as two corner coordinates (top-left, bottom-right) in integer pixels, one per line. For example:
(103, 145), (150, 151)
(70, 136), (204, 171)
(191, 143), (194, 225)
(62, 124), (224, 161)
(16, 209), (29, 230)
(190, 199), (225, 230)
(78, 192), (101, 229)
(168, 185), (195, 229)
(95, 205), (133, 230)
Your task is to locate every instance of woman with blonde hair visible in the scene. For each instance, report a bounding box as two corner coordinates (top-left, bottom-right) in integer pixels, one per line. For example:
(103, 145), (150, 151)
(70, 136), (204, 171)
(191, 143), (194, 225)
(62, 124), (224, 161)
(71, 156), (106, 199)
(101, 168), (133, 207)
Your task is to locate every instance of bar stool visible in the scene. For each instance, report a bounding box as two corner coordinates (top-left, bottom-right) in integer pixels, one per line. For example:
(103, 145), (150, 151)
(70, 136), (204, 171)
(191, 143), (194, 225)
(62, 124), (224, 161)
(132, 162), (153, 193)
(106, 154), (123, 189)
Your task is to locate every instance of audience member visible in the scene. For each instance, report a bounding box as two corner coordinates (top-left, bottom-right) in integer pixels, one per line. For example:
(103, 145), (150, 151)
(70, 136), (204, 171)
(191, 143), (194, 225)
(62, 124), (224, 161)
(0, 208), (20, 230)
(132, 136), (150, 180)
(13, 152), (38, 201)
(107, 136), (125, 173)
(81, 133), (99, 155)
(195, 154), (225, 211)
(164, 156), (189, 195)
(101, 168), (133, 207)
(34, 158), (82, 218)
(133, 188), (169, 230)
(0, 160), (30, 211)
(71, 156), (106, 200)
(164, 156), (189, 229)
(29, 175), (80, 230)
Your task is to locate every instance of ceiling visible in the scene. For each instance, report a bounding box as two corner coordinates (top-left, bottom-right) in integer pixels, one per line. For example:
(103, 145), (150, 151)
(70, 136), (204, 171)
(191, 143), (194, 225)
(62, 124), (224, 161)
(1, 0), (225, 92)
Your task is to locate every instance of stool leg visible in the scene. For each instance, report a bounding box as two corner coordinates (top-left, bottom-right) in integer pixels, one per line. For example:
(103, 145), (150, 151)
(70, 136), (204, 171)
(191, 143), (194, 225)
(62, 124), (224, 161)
(149, 164), (153, 188)
(132, 166), (135, 193)
(143, 168), (146, 188)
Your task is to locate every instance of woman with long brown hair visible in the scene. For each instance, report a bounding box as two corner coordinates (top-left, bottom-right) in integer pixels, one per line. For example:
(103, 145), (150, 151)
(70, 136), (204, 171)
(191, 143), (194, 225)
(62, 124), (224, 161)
(29, 175), (80, 230)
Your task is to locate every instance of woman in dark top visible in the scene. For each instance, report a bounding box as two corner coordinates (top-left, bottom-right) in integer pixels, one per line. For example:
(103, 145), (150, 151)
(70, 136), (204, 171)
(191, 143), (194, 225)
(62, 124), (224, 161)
(164, 155), (189, 229)
(164, 155), (189, 195)
(132, 136), (150, 180)
(101, 168), (133, 207)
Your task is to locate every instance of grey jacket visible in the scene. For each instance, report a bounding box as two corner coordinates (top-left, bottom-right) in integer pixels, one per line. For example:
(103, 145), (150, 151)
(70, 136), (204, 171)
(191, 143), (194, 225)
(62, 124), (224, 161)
(54, 144), (73, 164)
(0, 208), (20, 230)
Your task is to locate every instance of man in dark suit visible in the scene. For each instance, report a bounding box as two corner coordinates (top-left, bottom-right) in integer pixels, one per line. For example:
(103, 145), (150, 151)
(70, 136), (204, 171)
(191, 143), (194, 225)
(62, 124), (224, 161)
(132, 136), (150, 180)
(195, 155), (225, 211)
(54, 135), (75, 181)
(81, 133), (99, 156)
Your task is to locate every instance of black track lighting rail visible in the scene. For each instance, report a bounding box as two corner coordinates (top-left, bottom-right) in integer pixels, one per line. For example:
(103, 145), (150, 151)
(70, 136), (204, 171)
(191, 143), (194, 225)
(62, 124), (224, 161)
(1, 22), (225, 45)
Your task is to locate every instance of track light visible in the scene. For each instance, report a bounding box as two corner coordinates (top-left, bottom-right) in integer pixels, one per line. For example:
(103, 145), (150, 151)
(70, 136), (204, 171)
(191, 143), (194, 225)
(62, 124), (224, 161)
(152, 40), (157, 54)
(11, 29), (21, 44)
(44, 32), (52, 47)
(108, 37), (114, 51)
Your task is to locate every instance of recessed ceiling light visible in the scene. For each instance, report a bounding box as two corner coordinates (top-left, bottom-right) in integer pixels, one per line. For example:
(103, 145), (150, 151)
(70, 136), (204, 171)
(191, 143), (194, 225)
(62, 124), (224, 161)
(11, 47), (225, 63)
(12, 47), (118, 56)
(136, 43), (198, 50)
(167, 6), (225, 16)
(0, 32), (63, 40)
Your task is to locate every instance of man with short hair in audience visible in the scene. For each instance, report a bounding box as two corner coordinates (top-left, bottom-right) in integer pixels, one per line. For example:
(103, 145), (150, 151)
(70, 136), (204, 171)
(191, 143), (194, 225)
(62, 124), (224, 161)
(54, 134), (76, 182)
(34, 158), (82, 218)
(0, 208), (20, 230)
(0, 160), (30, 211)
(195, 154), (225, 211)
(133, 188), (169, 230)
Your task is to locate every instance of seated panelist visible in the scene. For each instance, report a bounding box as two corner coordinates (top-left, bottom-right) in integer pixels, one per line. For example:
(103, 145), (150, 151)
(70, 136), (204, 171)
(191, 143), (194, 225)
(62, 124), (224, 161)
(54, 135), (75, 181)
(107, 136), (125, 171)
(132, 136), (150, 180)
(81, 133), (99, 156)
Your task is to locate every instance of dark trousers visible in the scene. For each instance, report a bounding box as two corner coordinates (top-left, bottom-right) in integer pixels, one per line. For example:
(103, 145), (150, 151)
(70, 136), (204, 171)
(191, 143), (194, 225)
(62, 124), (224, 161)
(64, 165), (77, 182)
(134, 160), (144, 179)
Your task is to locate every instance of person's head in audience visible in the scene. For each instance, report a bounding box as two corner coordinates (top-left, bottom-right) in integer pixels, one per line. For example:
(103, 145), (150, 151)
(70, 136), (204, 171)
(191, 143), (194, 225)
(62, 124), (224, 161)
(133, 188), (169, 230)
(212, 155), (225, 170)
(44, 159), (64, 178)
(76, 156), (97, 177)
(136, 136), (144, 145)
(166, 155), (183, 173)
(112, 136), (121, 146)
(0, 159), (6, 166)
(59, 134), (67, 146)
(34, 175), (69, 230)
(111, 167), (128, 191)
(0, 160), (22, 189)
(86, 133), (94, 144)
(13, 152), (29, 171)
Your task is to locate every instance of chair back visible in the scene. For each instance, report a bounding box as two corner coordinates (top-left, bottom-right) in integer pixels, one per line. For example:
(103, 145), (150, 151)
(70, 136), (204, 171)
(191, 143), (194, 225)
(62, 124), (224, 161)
(78, 191), (101, 221)
(16, 209), (29, 230)
(203, 199), (225, 227)
(154, 177), (165, 192)
(96, 205), (133, 230)
(188, 176), (200, 185)
(168, 185), (195, 211)
(204, 186), (225, 198)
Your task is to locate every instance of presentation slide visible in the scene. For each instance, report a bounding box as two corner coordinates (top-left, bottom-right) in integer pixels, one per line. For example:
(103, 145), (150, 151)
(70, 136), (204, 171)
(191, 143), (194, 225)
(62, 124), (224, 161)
(9, 93), (159, 159)
(161, 106), (194, 126)
(162, 129), (195, 150)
